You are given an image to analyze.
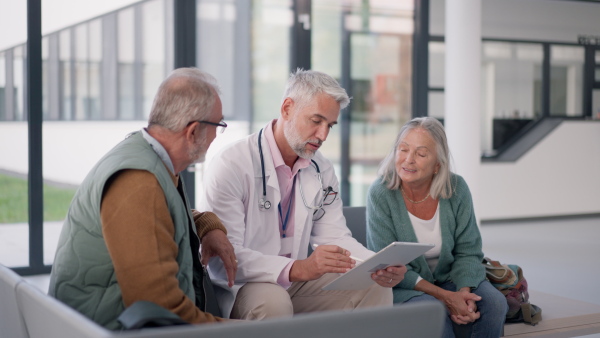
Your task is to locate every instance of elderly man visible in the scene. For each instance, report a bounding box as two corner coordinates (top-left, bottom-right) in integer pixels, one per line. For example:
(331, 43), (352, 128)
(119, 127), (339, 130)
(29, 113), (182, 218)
(201, 69), (406, 319)
(49, 68), (237, 329)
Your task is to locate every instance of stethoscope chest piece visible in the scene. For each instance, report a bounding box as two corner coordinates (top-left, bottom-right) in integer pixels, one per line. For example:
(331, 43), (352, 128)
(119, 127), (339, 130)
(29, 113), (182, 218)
(259, 198), (271, 210)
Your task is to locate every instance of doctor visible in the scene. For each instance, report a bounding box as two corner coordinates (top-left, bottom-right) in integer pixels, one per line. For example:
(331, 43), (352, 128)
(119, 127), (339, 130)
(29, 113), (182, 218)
(201, 69), (406, 319)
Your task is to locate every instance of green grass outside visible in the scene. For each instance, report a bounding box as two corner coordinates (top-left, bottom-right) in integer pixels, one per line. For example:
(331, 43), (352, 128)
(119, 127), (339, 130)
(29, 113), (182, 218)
(0, 173), (76, 223)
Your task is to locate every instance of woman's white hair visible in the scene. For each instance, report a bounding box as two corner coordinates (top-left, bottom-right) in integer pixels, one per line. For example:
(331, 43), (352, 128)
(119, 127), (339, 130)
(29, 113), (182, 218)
(282, 68), (350, 110)
(378, 117), (454, 199)
(148, 67), (221, 132)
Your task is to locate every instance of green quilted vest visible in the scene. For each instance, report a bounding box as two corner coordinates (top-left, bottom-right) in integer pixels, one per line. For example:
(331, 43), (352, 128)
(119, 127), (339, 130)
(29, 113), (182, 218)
(48, 131), (196, 330)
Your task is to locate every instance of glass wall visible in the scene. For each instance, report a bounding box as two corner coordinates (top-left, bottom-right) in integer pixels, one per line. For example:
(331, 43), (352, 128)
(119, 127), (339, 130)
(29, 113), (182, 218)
(74, 24), (89, 120)
(550, 45), (584, 117)
(251, 0), (292, 130)
(593, 89), (600, 119)
(482, 42), (543, 154)
(0, 3), (29, 267)
(0, 52), (5, 120)
(13, 46), (25, 121)
(41, 0), (171, 265)
(118, 7), (136, 120)
(198, 0), (237, 122)
(89, 19), (103, 120)
(595, 50), (600, 119)
(59, 30), (73, 121)
(312, 0), (343, 177)
(312, 0), (414, 205)
(428, 36), (595, 155)
(142, 0), (167, 119)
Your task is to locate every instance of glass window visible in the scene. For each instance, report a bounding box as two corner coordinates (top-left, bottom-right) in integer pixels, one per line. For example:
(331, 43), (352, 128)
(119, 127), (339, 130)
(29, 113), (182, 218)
(593, 89), (600, 120)
(42, 37), (50, 120)
(0, 53), (30, 267)
(428, 91), (444, 119)
(313, 0), (414, 206)
(89, 19), (102, 120)
(59, 30), (72, 121)
(312, 0), (342, 171)
(550, 45), (584, 116)
(118, 7), (135, 120)
(428, 41), (445, 88)
(13, 46), (25, 121)
(251, 0), (292, 130)
(481, 42), (542, 153)
(349, 33), (409, 205)
(0, 52), (5, 120)
(198, 0), (238, 122)
(596, 67), (600, 83)
(74, 24), (89, 120)
(142, 0), (165, 119)
(312, 0), (342, 80)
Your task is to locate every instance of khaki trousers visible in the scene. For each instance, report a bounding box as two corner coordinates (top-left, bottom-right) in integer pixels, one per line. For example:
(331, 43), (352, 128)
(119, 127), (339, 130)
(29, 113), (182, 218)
(230, 273), (393, 320)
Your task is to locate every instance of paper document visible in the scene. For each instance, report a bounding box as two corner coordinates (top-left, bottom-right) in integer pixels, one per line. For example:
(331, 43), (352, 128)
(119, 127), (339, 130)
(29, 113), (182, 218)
(322, 241), (434, 290)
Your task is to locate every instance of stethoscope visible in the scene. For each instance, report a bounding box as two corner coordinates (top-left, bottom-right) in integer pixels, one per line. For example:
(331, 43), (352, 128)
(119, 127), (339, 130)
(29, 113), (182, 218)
(257, 128), (325, 211)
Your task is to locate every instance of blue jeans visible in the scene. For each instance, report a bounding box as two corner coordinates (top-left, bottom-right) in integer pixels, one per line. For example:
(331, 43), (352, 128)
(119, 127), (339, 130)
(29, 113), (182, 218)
(404, 280), (508, 338)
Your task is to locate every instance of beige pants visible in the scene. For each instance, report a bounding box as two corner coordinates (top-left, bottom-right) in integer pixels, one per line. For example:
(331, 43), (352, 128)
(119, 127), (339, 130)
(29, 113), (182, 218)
(230, 273), (393, 320)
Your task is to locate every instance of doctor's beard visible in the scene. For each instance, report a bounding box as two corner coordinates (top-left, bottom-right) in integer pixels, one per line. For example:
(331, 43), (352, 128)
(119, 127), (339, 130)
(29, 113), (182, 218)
(284, 118), (321, 160)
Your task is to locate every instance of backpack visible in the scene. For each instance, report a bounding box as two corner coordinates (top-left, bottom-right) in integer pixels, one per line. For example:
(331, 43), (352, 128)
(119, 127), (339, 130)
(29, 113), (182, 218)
(482, 257), (542, 325)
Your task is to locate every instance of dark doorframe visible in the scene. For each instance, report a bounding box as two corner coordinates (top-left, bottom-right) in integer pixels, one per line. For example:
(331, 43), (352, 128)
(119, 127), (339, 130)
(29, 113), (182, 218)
(174, 0), (197, 207)
(412, 0), (429, 118)
(291, 0), (312, 72)
(15, 0), (50, 276)
(340, 6), (352, 206)
(583, 44), (600, 118)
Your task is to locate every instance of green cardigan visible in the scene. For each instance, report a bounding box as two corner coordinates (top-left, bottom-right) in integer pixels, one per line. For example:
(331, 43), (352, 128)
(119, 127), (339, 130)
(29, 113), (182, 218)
(366, 174), (485, 304)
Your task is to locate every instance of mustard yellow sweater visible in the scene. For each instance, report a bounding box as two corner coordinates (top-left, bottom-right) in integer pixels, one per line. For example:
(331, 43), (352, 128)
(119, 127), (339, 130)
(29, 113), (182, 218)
(101, 169), (227, 324)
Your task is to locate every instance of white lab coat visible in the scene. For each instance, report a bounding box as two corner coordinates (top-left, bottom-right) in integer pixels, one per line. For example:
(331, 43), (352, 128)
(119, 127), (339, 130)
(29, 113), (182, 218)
(200, 126), (374, 317)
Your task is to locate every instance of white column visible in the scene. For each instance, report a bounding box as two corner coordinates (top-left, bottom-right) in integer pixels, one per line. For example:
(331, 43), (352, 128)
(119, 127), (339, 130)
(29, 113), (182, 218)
(444, 0), (482, 224)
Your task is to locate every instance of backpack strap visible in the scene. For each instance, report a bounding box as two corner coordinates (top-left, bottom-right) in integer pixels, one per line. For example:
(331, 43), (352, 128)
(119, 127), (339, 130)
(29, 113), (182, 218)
(483, 257), (515, 284)
(521, 303), (542, 326)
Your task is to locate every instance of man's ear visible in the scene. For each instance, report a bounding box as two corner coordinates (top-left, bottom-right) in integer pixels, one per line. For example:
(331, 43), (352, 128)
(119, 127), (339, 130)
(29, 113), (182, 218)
(281, 97), (295, 120)
(184, 122), (199, 143)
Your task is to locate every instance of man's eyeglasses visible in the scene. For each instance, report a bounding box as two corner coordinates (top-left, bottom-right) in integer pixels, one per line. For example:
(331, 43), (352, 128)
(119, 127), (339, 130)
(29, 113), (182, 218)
(312, 187), (338, 221)
(192, 119), (228, 134)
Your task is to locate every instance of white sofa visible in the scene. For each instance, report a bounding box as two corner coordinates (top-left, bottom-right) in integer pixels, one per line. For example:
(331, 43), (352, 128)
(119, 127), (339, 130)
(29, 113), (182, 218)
(2, 264), (445, 338)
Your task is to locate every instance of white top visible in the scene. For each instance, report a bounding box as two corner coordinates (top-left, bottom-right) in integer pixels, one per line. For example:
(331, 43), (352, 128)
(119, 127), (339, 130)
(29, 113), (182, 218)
(408, 203), (442, 285)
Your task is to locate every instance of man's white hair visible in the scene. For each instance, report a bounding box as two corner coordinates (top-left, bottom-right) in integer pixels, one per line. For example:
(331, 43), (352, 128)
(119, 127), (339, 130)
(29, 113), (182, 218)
(281, 68), (350, 110)
(148, 67), (221, 132)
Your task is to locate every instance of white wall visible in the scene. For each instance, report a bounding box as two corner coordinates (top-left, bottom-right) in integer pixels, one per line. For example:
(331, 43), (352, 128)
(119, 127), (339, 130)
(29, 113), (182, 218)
(480, 121), (600, 220)
(431, 0), (600, 43)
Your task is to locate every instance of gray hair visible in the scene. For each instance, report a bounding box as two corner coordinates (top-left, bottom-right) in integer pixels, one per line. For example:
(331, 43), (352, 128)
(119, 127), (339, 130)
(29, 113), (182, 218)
(378, 117), (453, 199)
(148, 68), (221, 132)
(282, 68), (350, 110)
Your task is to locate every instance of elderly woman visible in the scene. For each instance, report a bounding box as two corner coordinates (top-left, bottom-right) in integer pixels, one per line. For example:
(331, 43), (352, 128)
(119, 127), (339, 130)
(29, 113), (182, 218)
(366, 117), (507, 338)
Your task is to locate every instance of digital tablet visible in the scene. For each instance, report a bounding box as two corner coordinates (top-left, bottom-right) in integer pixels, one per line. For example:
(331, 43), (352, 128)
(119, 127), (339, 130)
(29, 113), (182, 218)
(322, 241), (434, 290)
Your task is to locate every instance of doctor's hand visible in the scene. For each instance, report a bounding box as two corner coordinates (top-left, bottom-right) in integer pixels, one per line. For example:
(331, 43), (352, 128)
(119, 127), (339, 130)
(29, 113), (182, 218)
(289, 245), (355, 282)
(200, 229), (238, 287)
(371, 265), (407, 288)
